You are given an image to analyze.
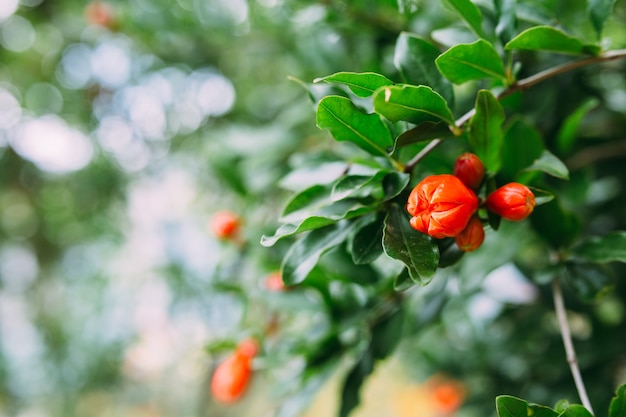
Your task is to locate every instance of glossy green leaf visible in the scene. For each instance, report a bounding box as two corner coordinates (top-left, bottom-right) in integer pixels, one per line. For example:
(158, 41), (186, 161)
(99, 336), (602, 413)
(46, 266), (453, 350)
(565, 261), (615, 301)
(557, 98), (599, 154)
(496, 395), (529, 417)
(505, 26), (600, 55)
(609, 383), (626, 417)
(529, 187), (555, 206)
(280, 184), (369, 224)
(395, 122), (455, 148)
(382, 172), (411, 201)
(393, 32), (455, 106)
(494, 0), (517, 43)
(469, 90), (505, 173)
(570, 231), (626, 263)
(436, 40), (508, 84)
(347, 213), (385, 265)
(530, 198), (581, 249)
(373, 84), (456, 127)
(281, 222), (352, 285)
(314, 72), (394, 98)
(317, 95), (394, 156)
(523, 150), (570, 180)
(559, 404), (595, 417)
(331, 174), (386, 201)
(588, 0), (617, 38)
(382, 205), (439, 284)
(501, 118), (544, 182)
(441, 0), (489, 39)
(530, 404), (559, 417)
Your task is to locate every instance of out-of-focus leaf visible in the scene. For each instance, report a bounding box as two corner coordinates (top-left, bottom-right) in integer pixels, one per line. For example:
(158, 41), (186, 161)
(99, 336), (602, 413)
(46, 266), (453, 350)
(530, 198), (581, 249)
(523, 150), (570, 180)
(609, 383), (626, 417)
(570, 231), (626, 264)
(436, 40), (508, 84)
(496, 395), (529, 417)
(393, 268), (414, 291)
(469, 90), (505, 173)
(494, 0), (517, 43)
(501, 118), (544, 182)
(347, 212), (385, 265)
(281, 222), (352, 285)
(382, 205), (439, 284)
(528, 187), (555, 206)
(556, 98), (599, 154)
(373, 84), (456, 127)
(315, 72), (394, 97)
(393, 32), (455, 106)
(317, 95), (394, 156)
(395, 122), (455, 148)
(565, 261), (615, 301)
(339, 350), (374, 417)
(371, 307), (404, 359)
(559, 404), (595, 417)
(505, 26), (600, 55)
(441, 0), (489, 39)
(588, 0), (617, 38)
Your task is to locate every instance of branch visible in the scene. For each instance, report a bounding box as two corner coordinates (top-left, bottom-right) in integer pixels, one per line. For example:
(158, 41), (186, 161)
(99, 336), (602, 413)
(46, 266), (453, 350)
(404, 48), (626, 174)
(552, 277), (594, 415)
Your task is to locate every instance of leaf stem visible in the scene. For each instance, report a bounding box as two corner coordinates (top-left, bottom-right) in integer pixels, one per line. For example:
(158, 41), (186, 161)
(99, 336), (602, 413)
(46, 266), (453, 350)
(552, 277), (594, 415)
(404, 48), (626, 174)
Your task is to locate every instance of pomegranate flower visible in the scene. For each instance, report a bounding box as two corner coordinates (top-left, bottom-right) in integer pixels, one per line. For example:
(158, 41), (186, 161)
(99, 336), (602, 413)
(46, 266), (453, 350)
(407, 174), (479, 239)
(486, 182), (535, 221)
(453, 152), (485, 191)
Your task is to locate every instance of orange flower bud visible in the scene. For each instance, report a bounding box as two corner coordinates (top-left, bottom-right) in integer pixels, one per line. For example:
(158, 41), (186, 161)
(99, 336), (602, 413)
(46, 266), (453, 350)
(455, 216), (485, 252)
(406, 174), (479, 239)
(431, 381), (466, 415)
(210, 211), (240, 239)
(486, 182), (536, 221)
(453, 152), (485, 190)
(211, 341), (256, 404)
(264, 271), (286, 292)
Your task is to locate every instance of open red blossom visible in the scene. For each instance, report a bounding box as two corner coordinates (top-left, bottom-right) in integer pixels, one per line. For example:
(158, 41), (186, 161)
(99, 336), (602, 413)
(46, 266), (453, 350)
(406, 174), (479, 239)
(486, 182), (536, 221)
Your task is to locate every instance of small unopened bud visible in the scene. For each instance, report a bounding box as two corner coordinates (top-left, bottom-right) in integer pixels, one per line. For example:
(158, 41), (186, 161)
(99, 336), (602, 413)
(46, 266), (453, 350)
(455, 216), (485, 252)
(453, 153), (485, 191)
(486, 183), (536, 221)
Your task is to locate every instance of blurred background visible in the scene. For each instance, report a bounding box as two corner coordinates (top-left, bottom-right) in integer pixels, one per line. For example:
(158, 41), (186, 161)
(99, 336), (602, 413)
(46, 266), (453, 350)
(1, 1), (626, 416)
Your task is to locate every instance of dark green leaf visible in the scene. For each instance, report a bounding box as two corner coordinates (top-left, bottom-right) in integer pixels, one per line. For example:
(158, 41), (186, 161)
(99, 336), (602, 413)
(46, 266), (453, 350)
(494, 0), (517, 43)
(395, 122), (455, 148)
(371, 307), (405, 359)
(382, 205), (439, 284)
(556, 98), (599, 154)
(281, 222), (352, 285)
(382, 172), (411, 201)
(588, 0), (617, 38)
(315, 72), (394, 98)
(496, 395), (530, 417)
(331, 174), (386, 201)
(528, 187), (555, 206)
(559, 404), (595, 417)
(348, 213), (385, 265)
(530, 198), (581, 249)
(529, 404), (559, 417)
(523, 150), (570, 180)
(565, 261), (615, 301)
(393, 32), (455, 106)
(505, 26), (600, 56)
(570, 231), (626, 263)
(469, 90), (505, 173)
(373, 84), (456, 127)
(339, 350), (374, 417)
(441, 0), (489, 39)
(393, 268), (414, 291)
(501, 118), (544, 182)
(609, 383), (626, 417)
(317, 95), (394, 156)
(436, 39), (508, 84)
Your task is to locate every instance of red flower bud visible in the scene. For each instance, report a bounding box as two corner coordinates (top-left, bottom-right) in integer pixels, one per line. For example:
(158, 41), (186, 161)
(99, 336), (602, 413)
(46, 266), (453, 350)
(486, 182), (536, 221)
(453, 153), (485, 190)
(264, 271), (286, 292)
(211, 341), (257, 404)
(210, 211), (240, 240)
(455, 216), (485, 252)
(406, 174), (479, 239)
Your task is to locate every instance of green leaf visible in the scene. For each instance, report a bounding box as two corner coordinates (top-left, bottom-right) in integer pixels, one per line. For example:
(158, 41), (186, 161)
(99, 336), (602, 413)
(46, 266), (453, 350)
(588, 0), (617, 38)
(523, 150), (570, 180)
(315, 72), (394, 98)
(441, 0), (489, 39)
(564, 261), (615, 301)
(494, 0), (517, 43)
(556, 98), (599, 154)
(436, 39), (508, 84)
(609, 383), (626, 417)
(317, 95), (394, 156)
(373, 84), (456, 127)
(530, 198), (581, 249)
(371, 307), (405, 359)
(339, 350), (374, 417)
(505, 26), (600, 56)
(501, 118), (544, 182)
(496, 395), (529, 417)
(281, 222), (353, 285)
(529, 187), (555, 206)
(331, 174), (386, 201)
(559, 404), (595, 417)
(382, 172), (411, 201)
(347, 213), (385, 265)
(393, 32), (455, 106)
(382, 205), (439, 284)
(570, 231), (626, 263)
(530, 404), (560, 417)
(395, 122), (455, 148)
(469, 90), (505, 173)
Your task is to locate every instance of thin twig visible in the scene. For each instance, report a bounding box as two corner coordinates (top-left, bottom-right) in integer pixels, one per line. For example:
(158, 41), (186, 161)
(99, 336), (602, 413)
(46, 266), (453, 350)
(403, 48), (626, 174)
(552, 277), (595, 415)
